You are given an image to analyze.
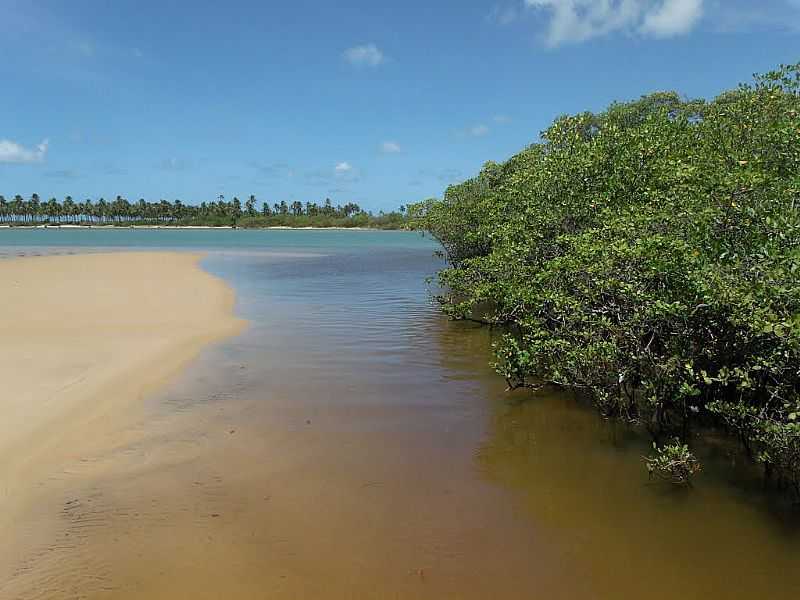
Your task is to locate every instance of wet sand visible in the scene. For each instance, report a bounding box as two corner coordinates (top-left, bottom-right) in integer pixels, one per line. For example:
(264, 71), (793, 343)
(0, 252), (245, 595)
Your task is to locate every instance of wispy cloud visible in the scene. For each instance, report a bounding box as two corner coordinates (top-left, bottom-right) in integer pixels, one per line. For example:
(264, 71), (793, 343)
(421, 167), (464, 184)
(460, 115), (512, 139)
(334, 161), (361, 184)
(343, 43), (385, 67)
(75, 40), (95, 57)
(304, 162), (361, 187)
(487, 4), (521, 25)
(252, 161), (295, 179)
(0, 138), (49, 164)
(100, 163), (127, 176)
(469, 124), (491, 137)
(304, 169), (332, 187)
(158, 157), (191, 171)
(708, 0), (800, 33)
(525, 0), (704, 46)
(380, 141), (402, 154)
(45, 169), (79, 180)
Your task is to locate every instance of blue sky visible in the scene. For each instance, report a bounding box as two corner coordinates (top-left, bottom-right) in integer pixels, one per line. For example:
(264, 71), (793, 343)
(1, 0), (798, 211)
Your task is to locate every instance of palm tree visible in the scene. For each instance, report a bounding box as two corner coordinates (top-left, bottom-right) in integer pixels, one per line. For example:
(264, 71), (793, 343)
(30, 193), (41, 223)
(63, 196), (75, 223)
(82, 198), (94, 223)
(97, 198), (108, 223)
(45, 198), (58, 222)
(12, 195), (24, 223)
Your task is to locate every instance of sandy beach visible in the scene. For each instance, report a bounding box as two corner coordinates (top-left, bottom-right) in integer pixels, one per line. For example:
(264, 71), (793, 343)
(0, 252), (244, 591)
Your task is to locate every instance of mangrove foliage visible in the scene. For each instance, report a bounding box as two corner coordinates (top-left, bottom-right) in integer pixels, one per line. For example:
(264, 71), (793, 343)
(410, 63), (800, 495)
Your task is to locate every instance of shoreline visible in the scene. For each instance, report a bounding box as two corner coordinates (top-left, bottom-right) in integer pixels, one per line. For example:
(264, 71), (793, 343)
(0, 252), (246, 585)
(0, 224), (409, 231)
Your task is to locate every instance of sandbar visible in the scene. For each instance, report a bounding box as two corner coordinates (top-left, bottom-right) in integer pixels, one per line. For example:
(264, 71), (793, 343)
(0, 252), (245, 585)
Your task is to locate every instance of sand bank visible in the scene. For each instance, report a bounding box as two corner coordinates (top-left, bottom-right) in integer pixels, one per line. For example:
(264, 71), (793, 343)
(0, 252), (244, 585)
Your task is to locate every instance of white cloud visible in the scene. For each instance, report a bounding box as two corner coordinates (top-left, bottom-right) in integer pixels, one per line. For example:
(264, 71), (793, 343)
(381, 141), (402, 154)
(469, 124), (490, 137)
(493, 114), (512, 124)
(0, 138), (49, 164)
(335, 161), (353, 172)
(525, 0), (704, 46)
(641, 0), (703, 36)
(343, 44), (384, 67)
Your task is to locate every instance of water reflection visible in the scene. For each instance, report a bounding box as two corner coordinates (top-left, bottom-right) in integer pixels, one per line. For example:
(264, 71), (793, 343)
(472, 337), (800, 598)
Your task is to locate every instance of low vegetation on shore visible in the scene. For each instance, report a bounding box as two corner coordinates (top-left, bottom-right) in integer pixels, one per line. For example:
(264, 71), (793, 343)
(0, 195), (408, 229)
(410, 63), (800, 495)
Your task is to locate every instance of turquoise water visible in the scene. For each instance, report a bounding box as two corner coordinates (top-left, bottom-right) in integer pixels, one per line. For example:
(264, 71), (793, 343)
(0, 227), (437, 254)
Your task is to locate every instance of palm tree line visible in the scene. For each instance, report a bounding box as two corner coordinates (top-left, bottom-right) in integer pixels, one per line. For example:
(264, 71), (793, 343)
(0, 193), (406, 227)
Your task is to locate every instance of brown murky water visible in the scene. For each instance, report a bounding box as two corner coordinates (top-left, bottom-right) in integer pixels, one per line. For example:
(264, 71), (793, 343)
(3, 235), (800, 599)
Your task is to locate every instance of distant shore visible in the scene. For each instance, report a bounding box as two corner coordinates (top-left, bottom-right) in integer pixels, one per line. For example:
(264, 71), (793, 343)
(0, 224), (406, 231)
